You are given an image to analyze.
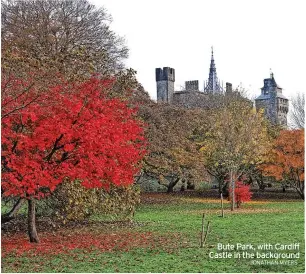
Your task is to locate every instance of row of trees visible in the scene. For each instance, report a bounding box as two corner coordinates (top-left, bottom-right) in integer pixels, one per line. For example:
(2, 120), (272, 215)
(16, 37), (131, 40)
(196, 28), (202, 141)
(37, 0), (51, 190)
(138, 93), (304, 204)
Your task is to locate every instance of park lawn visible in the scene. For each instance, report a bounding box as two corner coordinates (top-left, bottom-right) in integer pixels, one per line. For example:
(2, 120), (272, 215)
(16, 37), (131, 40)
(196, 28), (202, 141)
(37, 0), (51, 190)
(1, 194), (304, 273)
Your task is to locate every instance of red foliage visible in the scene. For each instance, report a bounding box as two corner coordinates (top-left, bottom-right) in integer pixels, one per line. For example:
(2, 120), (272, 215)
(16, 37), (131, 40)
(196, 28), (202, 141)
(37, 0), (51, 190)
(1, 230), (187, 258)
(1, 77), (146, 199)
(1, 232), (153, 257)
(230, 181), (252, 208)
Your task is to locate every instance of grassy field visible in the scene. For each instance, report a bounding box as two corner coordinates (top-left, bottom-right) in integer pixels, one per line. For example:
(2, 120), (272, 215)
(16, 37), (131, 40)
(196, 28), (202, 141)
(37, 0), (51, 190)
(1, 193), (304, 273)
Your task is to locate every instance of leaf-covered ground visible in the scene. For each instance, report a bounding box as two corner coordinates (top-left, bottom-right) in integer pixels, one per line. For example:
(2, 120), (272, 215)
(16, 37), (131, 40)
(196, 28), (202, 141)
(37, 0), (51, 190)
(1, 193), (305, 273)
(2, 230), (189, 258)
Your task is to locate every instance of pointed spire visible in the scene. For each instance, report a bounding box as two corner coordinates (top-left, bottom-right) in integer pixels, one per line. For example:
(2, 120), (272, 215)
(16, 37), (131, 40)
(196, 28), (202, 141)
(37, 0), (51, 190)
(204, 47), (224, 94)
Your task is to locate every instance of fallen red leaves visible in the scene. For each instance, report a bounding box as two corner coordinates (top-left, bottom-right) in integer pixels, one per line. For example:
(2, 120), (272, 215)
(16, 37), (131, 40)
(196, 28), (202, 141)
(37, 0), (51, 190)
(1, 230), (187, 258)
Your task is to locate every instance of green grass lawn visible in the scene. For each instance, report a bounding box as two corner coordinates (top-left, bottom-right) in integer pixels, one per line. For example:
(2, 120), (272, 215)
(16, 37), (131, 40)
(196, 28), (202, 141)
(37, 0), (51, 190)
(1, 194), (304, 273)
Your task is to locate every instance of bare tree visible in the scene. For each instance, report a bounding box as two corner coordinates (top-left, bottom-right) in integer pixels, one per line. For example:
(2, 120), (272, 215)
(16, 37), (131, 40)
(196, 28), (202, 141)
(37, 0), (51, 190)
(1, 0), (128, 78)
(289, 92), (305, 129)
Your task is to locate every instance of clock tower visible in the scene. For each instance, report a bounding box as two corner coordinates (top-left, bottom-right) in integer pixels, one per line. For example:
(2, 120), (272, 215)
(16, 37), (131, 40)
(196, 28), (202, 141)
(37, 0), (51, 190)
(255, 72), (288, 126)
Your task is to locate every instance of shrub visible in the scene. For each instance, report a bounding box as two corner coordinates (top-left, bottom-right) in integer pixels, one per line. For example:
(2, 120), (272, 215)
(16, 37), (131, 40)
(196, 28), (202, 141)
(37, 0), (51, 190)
(230, 181), (252, 208)
(48, 180), (140, 223)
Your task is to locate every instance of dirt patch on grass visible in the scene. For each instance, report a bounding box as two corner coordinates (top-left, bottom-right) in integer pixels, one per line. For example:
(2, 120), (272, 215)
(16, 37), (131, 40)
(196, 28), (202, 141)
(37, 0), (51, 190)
(181, 198), (222, 204)
(141, 193), (183, 204)
(142, 189), (302, 201)
(180, 198), (272, 205)
(141, 194), (276, 206)
(185, 207), (288, 215)
(141, 191), (302, 206)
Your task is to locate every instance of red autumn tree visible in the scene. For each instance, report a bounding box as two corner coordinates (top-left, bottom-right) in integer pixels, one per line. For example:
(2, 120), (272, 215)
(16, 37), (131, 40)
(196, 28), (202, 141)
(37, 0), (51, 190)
(233, 181), (252, 208)
(1, 76), (146, 242)
(260, 129), (304, 199)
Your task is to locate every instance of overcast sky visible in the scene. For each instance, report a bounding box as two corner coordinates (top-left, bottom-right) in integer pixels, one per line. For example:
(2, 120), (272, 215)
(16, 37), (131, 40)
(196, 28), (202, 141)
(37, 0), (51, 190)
(91, 0), (305, 101)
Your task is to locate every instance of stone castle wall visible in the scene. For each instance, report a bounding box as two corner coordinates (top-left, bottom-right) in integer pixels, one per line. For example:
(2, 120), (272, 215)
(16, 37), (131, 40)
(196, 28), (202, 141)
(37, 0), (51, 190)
(255, 96), (288, 126)
(276, 98), (289, 126)
(173, 91), (208, 108)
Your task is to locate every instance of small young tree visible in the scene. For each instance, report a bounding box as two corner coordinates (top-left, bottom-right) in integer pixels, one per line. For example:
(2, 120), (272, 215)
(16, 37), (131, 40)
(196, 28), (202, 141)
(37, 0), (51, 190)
(1, 76), (146, 242)
(199, 101), (271, 210)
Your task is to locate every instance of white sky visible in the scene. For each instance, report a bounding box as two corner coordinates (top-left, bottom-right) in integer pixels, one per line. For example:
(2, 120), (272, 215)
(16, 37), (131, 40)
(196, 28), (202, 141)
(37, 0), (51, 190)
(91, 0), (305, 101)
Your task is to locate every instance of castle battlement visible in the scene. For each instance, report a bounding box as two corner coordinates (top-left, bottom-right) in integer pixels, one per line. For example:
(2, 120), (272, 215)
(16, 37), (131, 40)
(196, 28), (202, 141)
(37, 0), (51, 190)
(155, 67), (175, 82)
(185, 80), (199, 91)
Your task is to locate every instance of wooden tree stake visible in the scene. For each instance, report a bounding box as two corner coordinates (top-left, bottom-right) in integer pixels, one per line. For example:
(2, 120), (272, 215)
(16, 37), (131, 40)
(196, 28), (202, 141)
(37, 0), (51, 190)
(221, 193), (224, 218)
(202, 221), (211, 247)
(200, 213), (206, 247)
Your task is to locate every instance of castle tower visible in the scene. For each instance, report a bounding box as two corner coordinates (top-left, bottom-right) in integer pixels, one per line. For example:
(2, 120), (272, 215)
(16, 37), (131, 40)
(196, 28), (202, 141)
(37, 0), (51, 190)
(156, 67), (175, 103)
(255, 72), (289, 126)
(204, 47), (224, 94)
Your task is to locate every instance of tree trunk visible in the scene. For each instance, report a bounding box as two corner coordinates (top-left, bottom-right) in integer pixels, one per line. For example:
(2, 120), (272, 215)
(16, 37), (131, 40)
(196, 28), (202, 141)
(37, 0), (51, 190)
(218, 177), (223, 194)
(230, 170), (235, 211)
(256, 174), (266, 191)
(296, 187), (304, 200)
(167, 183), (174, 193)
(297, 179), (304, 200)
(247, 175), (253, 186)
(167, 178), (180, 193)
(1, 198), (25, 224)
(222, 182), (229, 198)
(28, 199), (39, 243)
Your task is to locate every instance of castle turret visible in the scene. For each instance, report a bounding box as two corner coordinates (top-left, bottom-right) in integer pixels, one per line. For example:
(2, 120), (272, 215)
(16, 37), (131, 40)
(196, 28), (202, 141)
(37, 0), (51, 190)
(156, 67), (175, 103)
(255, 72), (289, 126)
(226, 82), (233, 93)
